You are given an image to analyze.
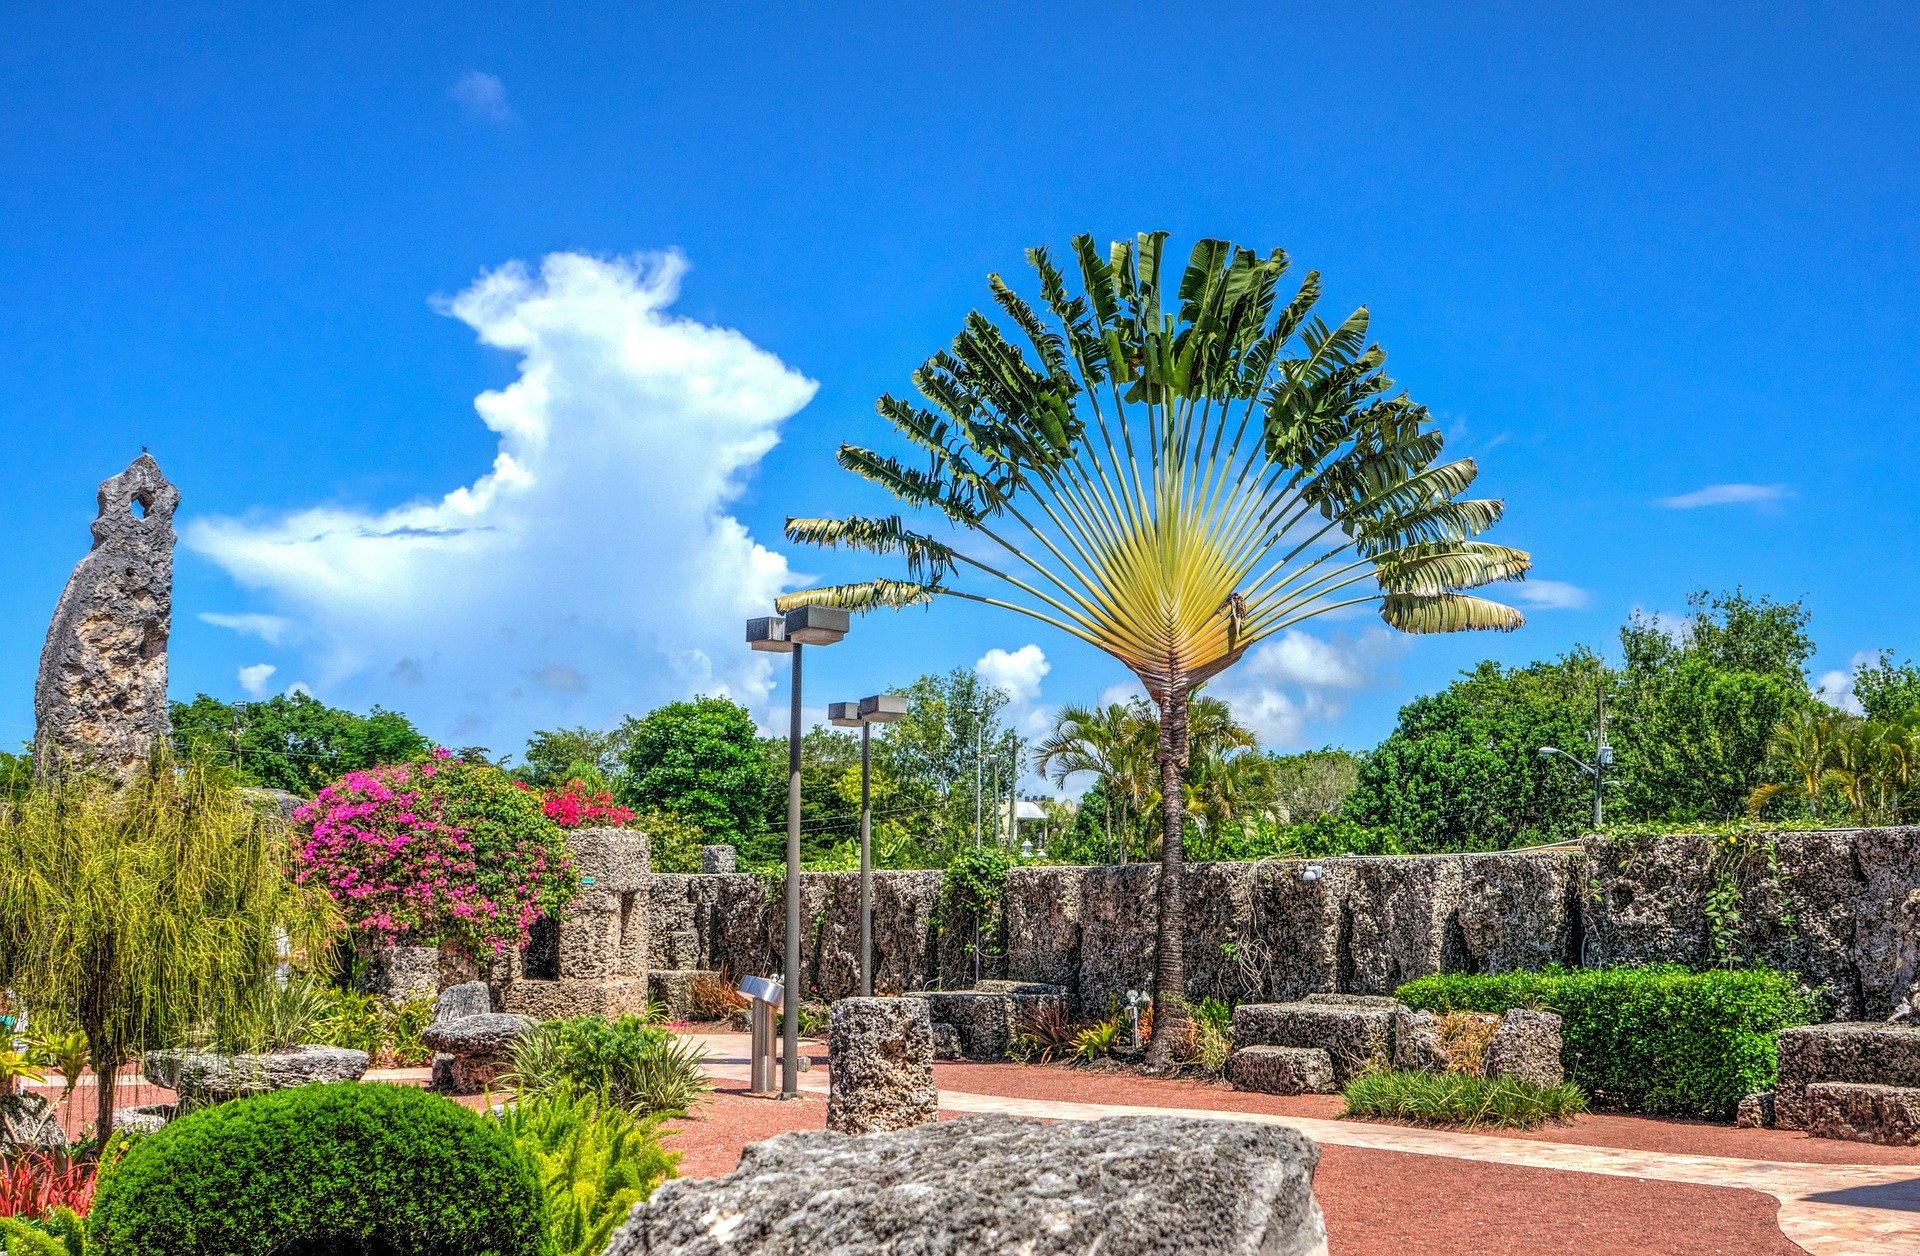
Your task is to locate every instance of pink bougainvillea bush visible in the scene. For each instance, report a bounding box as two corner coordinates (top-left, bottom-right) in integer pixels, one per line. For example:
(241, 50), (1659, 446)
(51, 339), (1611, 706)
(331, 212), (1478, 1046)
(293, 753), (578, 956)
(520, 778), (635, 829)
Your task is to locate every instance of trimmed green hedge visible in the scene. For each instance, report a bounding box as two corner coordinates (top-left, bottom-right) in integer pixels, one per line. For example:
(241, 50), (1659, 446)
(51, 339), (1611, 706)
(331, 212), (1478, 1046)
(1395, 966), (1816, 1118)
(88, 1083), (544, 1256)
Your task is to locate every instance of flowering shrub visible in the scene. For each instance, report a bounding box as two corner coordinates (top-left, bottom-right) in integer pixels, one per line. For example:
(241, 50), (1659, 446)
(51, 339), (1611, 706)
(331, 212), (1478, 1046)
(294, 753), (577, 956)
(522, 779), (636, 830)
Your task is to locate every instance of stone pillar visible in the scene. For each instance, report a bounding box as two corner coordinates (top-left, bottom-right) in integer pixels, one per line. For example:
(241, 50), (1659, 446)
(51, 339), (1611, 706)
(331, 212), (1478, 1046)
(34, 454), (180, 779)
(827, 996), (937, 1134)
(497, 826), (651, 1019)
(700, 844), (738, 874)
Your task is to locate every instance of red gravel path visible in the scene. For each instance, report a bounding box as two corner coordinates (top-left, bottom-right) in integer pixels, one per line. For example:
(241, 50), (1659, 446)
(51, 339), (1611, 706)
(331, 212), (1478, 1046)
(664, 1074), (1806, 1256)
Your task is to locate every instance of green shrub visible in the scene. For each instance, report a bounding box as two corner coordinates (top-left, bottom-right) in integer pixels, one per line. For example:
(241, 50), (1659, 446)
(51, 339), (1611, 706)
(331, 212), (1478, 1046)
(1396, 965), (1816, 1118)
(496, 1086), (677, 1256)
(1072, 1019), (1121, 1062)
(1342, 1069), (1587, 1128)
(503, 1017), (710, 1118)
(86, 1083), (543, 1256)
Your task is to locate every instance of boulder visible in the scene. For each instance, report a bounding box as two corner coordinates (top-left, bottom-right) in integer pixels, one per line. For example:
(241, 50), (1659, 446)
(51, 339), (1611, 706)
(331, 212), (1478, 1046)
(1736, 1091), (1776, 1129)
(699, 845), (738, 874)
(434, 980), (493, 1022)
(827, 997), (938, 1135)
(1391, 1010), (1451, 1074)
(116, 1103), (174, 1135)
(1231, 1002), (1394, 1084)
(1338, 856), (1464, 992)
(930, 1022), (962, 1061)
(1483, 1009), (1565, 1088)
(368, 946), (439, 1002)
(142, 1045), (370, 1105)
(0, 1094), (66, 1150)
(605, 1114), (1327, 1256)
(1775, 1022), (1920, 1129)
(1805, 1082), (1920, 1146)
(1228, 1046), (1337, 1096)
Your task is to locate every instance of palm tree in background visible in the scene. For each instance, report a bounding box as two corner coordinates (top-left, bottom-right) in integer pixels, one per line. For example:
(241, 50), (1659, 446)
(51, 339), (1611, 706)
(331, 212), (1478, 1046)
(1033, 701), (1157, 863)
(781, 232), (1529, 1067)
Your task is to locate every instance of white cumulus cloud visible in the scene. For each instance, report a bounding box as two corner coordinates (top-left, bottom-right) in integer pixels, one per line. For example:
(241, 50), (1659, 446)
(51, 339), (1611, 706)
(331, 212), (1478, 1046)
(975, 644), (1053, 743)
(188, 251), (817, 749)
(450, 71), (514, 123)
(1657, 483), (1792, 509)
(237, 663), (277, 697)
(1514, 579), (1591, 611)
(1207, 628), (1406, 747)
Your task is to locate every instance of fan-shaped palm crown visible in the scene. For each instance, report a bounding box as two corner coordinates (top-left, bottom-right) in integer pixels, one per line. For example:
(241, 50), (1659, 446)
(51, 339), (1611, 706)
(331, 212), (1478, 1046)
(780, 233), (1529, 701)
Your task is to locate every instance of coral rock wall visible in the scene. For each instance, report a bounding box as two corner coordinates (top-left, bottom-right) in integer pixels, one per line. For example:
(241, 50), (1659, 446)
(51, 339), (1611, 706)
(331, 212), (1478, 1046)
(645, 829), (1920, 1021)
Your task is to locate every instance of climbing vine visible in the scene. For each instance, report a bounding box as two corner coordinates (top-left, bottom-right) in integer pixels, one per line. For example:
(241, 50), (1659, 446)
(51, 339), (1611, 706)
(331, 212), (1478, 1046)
(937, 846), (1013, 963)
(1704, 832), (1797, 968)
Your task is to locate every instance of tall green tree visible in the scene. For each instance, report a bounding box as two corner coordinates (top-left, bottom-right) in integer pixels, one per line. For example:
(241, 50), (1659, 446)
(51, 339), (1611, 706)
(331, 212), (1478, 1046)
(515, 725), (635, 790)
(169, 693), (428, 796)
(616, 697), (775, 850)
(1265, 747), (1362, 824)
(1346, 652), (1609, 849)
(781, 233), (1527, 1066)
(871, 668), (1020, 858)
(1853, 651), (1920, 724)
(0, 758), (338, 1137)
(1614, 589), (1813, 822)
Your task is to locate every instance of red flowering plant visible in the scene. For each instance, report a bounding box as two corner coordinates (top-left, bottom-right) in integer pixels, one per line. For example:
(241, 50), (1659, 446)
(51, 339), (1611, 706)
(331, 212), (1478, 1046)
(293, 752), (578, 958)
(518, 778), (636, 829)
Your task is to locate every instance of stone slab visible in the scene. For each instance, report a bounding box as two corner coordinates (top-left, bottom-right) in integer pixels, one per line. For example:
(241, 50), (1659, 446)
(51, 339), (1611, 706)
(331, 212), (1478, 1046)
(1231, 1002), (1395, 1083)
(1776, 1022), (1920, 1129)
(605, 1114), (1327, 1256)
(1805, 1081), (1920, 1146)
(1228, 1045), (1337, 1096)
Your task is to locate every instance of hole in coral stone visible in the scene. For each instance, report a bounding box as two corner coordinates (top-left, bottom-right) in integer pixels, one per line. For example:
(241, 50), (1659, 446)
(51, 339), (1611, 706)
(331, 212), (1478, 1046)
(130, 495), (150, 519)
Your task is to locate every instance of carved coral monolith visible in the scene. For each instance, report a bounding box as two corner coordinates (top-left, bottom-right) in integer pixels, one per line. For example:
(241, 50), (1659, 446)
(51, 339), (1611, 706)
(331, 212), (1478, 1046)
(33, 454), (180, 779)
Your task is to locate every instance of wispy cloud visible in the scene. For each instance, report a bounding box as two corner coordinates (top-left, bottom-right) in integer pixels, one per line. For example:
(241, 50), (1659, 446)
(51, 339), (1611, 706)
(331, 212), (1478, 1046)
(450, 71), (514, 124)
(1657, 483), (1793, 509)
(201, 611), (293, 645)
(189, 251), (817, 746)
(1514, 579), (1591, 611)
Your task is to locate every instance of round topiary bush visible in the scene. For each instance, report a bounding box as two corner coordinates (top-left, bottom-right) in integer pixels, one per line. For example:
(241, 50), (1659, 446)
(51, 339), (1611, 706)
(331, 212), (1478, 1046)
(87, 1082), (544, 1256)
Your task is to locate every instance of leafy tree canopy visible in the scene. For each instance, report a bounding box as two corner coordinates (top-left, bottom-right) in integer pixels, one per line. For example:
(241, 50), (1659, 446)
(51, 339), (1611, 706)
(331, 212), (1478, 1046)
(616, 696), (775, 850)
(1852, 651), (1920, 724)
(515, 724), (634, 790)
(1614, 589), (1813, 822)
(1346, 651), (1608, 851)
(169, 692), (429, 797)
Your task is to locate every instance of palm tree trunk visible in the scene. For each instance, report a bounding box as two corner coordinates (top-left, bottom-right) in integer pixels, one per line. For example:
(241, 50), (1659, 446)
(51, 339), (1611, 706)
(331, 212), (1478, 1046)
(1143, 684), (1191, 1072)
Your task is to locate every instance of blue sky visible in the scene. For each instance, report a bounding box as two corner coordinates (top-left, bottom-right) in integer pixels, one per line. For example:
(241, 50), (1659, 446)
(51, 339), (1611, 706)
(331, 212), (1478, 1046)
(4, 3), (1917, 776)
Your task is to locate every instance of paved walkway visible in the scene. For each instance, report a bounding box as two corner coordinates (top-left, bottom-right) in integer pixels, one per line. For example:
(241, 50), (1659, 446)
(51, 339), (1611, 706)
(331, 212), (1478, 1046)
(688, 1035), (1920, 1256)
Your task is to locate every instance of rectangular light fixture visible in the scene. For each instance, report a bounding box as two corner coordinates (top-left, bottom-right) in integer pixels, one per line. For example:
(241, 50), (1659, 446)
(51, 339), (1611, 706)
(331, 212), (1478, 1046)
(746, 616), (793, 653)
(827, 701), (863, 728)
(858, 693), (908, 724)
(783, 604), (849, 645)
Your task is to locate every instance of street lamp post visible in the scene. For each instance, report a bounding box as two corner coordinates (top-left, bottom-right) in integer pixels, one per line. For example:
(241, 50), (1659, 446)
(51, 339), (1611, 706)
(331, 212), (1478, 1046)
(747, 604), (848, 1099)
(830, 692), (907, 996)
(1539, 681), (1613, 829)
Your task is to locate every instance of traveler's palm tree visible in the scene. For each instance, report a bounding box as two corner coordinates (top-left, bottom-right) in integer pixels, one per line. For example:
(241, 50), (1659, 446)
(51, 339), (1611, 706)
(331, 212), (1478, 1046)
(781, 233), (1529, 1066)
